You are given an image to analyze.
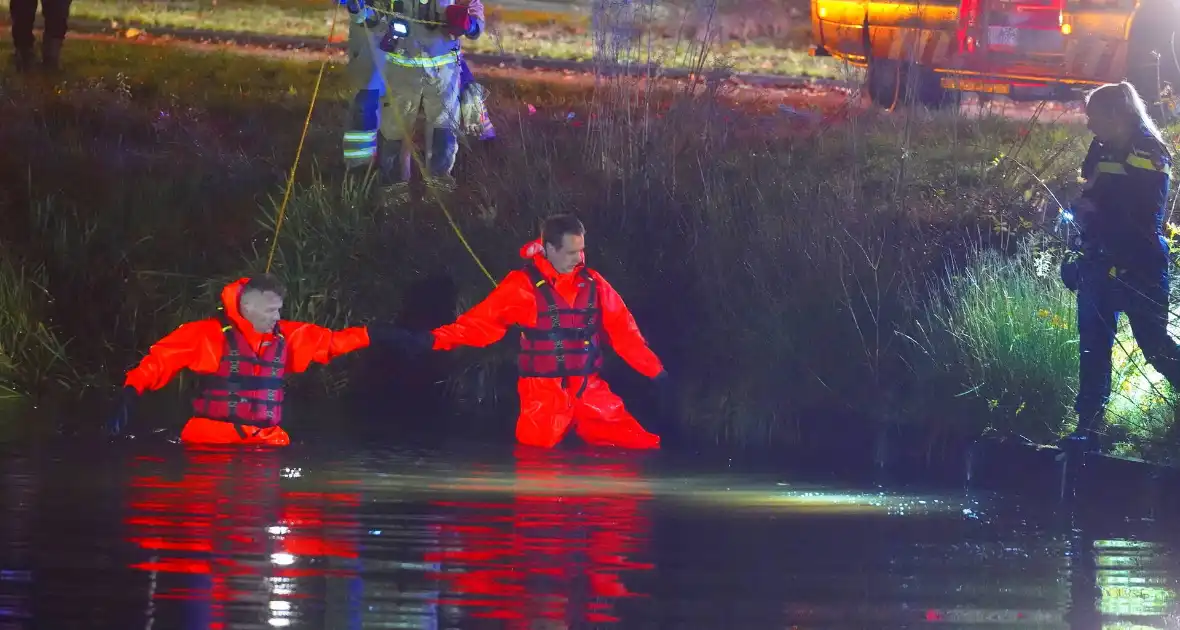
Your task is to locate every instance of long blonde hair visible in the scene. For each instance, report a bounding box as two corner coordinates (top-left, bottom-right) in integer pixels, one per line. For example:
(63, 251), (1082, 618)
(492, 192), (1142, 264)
(1084, 81), (1167, 149)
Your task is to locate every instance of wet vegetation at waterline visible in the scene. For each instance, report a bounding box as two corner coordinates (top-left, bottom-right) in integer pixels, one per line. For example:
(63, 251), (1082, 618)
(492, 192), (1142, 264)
(2, 40), (1179, 460)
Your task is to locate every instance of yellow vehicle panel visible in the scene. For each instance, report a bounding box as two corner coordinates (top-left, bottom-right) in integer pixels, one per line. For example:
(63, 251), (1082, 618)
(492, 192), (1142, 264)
(812, 0), (1142, 88)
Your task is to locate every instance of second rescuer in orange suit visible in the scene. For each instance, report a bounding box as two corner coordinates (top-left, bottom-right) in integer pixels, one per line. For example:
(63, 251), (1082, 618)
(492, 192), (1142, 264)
(396, 214), (674, 449)
(107, 274), (404, 446)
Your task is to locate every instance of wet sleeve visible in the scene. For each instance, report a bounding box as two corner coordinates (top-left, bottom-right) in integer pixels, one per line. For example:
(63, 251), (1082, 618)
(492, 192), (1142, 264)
(432, 272), (533, 350)
(595, 274), (664, 379)
(279, 322), (372, 373)
(123, 321), (222, 394)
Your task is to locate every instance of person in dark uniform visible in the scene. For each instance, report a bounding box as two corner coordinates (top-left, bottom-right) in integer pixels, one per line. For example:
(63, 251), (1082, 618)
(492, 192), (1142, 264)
(10, 0), (72, 72)
(1060, 81), (1180, 453)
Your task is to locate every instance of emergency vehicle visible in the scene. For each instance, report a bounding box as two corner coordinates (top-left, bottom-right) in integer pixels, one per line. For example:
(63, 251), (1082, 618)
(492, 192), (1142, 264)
(810, 0), (1179, 112)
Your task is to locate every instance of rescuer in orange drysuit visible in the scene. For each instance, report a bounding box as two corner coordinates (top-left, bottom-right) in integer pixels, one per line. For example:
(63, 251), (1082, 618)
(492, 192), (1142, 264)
(389, 214), (675, 449)
(107, 274), (409, 446)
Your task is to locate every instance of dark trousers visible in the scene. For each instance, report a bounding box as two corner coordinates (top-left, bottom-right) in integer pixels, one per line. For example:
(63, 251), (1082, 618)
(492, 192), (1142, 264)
(10, 0), (72, 49)
(1075, 257), (1180, 428)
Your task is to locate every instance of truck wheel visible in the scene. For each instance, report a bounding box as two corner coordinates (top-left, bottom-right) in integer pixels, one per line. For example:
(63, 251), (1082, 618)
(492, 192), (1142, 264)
(911, 65), (960, 110)
(866, 58), (907, 108)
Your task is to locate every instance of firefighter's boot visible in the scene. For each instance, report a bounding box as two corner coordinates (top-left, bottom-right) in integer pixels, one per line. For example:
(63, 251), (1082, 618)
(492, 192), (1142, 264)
(375, 136), (411, 209)
(41, 38), (63, 73)
(1060, 410), (1105, 454)
(376, 182), (411, 209)
(12, 46), (35, 73)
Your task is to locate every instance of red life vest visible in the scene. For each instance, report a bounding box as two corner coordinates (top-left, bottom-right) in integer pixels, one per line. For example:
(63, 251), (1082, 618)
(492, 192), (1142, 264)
(191, 314), (287, 430)
(517, 264), (603, 384)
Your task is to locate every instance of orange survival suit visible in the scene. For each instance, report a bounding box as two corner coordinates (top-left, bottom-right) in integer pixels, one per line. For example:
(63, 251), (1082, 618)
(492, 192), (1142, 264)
(429, 240), (664, 449)
(121, 278), (371, 446)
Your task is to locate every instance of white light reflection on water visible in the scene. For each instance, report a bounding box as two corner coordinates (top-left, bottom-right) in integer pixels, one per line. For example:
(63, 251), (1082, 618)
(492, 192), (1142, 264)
(1093, 539), (1177, 621)
(322, 463), (980, 517)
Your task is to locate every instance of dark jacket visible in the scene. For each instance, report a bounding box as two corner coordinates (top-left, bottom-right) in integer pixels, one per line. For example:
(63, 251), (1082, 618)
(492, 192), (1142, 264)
(1078, 128), (1173, 270)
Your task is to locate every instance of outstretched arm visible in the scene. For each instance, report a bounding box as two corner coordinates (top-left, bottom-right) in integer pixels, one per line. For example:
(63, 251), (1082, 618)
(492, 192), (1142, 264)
(432, 272), (533, 350)
(279, 322), (371, 373)
(596, 274), (664, 378)
(124, 320), (223, 394)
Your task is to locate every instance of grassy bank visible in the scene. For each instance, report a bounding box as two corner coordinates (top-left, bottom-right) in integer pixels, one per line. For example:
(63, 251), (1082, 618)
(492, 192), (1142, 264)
(2, 37), (1178, 459)
(64, 0), (839, 77)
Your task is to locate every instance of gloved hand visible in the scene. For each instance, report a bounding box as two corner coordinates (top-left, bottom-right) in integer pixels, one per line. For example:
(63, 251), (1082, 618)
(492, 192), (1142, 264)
(107, 386), (138, 438)
(444, 3), (475, 37)
(651, 370), (680, 431)
(1059, 249), (1081, 292)
(368, 322), (436, 355)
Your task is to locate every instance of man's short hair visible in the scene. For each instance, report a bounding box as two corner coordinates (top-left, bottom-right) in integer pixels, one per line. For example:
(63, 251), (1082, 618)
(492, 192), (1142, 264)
(242, 274), (287, 299)
(541, 213), (586, 250)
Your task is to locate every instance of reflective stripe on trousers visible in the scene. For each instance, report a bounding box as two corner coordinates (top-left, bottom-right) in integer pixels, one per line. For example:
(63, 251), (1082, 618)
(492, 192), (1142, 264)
(343, 129), (378, 167)
(344, 88), (382, 169)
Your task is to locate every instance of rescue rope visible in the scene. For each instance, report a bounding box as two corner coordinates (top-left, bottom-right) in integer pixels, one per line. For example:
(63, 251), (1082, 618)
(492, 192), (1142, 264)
(264, 2), (342, 274)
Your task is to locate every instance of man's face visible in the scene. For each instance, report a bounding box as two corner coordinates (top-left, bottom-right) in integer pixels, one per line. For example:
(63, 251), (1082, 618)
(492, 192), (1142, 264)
(239, 290), (283, 334)
(545, 233), (585, 275)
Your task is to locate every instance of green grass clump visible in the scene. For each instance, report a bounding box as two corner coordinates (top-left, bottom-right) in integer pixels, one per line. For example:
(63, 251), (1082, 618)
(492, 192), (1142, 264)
(907, 240), (1082, 438)
(908, 227), (1180, 460)
(0, 258), (80, 398)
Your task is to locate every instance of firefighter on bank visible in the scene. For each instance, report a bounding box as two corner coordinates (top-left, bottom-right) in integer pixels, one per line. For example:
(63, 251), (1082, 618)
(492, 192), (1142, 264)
(372, 0), (485, 198)
(341, 0), (492, 184)
(1059, 81), (1180, 453)
(387, 214), (676, 449)
(106, 275), (409, 446)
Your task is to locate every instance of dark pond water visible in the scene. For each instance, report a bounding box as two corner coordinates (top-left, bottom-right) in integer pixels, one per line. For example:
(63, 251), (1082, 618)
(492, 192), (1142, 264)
(0, 433), (1175, 629)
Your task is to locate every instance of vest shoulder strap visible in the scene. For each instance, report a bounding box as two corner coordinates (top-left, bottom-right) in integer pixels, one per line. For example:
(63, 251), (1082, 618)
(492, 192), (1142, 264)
(580, 268), (599, 316)
(522, 263), (545, 286)
(523, 263), (560, 310)
(213, 311), (286, 366)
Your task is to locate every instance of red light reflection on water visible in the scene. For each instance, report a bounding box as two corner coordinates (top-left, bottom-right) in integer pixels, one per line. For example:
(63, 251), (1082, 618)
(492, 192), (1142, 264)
(123, 447), (361, 628)
(425, 446), (655, 626)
